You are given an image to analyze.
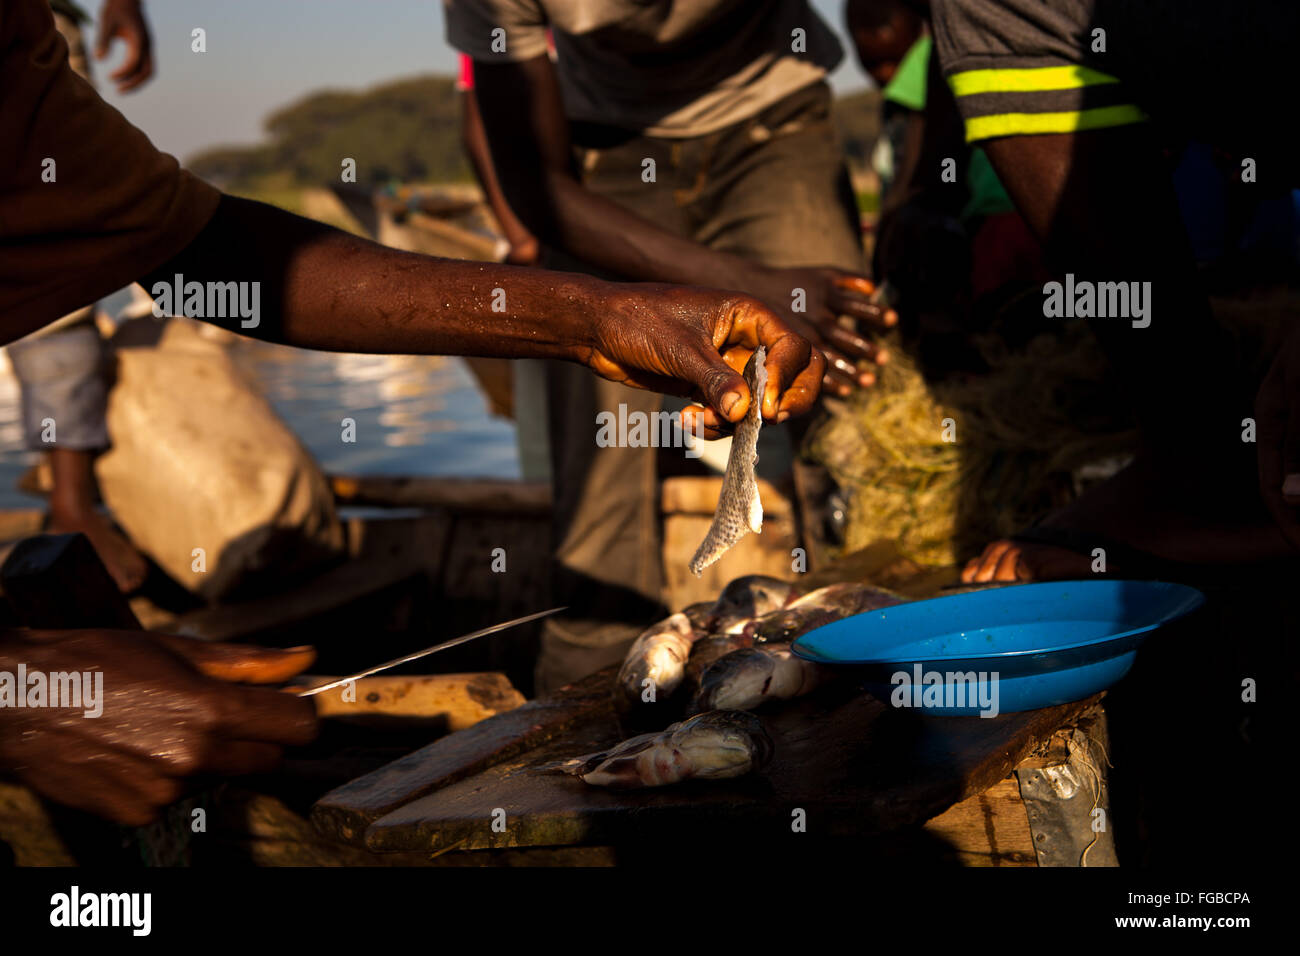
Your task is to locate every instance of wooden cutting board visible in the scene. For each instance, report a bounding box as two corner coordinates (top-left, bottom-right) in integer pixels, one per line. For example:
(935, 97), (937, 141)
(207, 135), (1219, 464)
(313, 664), (1098, 853)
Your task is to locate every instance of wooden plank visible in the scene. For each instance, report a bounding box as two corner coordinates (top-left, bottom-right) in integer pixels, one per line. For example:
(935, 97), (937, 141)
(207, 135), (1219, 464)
(311, 667), (613, 845)
(922, 777), (1037, 867)
(211, 790), (615, 866)
(357, 677), (1100, 853)
(294, 672), (525, 732)
(329, 475), (551, 515)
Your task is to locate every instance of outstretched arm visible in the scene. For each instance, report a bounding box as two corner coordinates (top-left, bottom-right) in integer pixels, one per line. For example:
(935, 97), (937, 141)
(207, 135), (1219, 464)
(143, 194), (825, 436)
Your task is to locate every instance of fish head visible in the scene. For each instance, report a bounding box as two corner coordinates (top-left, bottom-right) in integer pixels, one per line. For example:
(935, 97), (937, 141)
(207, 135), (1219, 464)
(673, 710), (773, 776)
(713, 575), (797, 619)
(681, 601), (717, 632)
(692, 648), (775, 712)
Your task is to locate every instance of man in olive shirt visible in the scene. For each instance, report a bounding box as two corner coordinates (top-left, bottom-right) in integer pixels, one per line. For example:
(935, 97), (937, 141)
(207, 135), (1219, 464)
(1, 0), (826, 825)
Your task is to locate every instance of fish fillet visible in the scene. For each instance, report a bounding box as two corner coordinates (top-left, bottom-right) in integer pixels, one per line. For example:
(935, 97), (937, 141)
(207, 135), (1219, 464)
(689, 347), (767, 576)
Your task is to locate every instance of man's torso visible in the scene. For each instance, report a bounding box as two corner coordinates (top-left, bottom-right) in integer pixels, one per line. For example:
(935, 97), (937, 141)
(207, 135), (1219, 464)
(446, 0), (844, 137)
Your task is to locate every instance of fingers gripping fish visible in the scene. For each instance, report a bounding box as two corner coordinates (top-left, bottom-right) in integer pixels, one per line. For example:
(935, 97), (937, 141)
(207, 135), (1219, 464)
(689, 347), (768, 576)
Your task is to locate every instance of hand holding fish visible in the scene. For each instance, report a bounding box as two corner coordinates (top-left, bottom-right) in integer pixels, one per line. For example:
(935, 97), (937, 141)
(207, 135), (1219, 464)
(583, 285), (826, 441)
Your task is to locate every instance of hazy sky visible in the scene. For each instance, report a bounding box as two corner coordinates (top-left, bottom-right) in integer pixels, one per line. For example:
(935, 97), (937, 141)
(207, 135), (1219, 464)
(90, 0), (869, 163)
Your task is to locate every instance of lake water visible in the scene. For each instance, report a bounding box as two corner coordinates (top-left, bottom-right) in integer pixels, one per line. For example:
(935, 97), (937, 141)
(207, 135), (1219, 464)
(0, 332), (521, 512)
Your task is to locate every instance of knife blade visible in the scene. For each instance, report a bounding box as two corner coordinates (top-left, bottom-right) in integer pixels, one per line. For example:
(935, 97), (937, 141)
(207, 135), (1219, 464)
(294, 606), (565, 697)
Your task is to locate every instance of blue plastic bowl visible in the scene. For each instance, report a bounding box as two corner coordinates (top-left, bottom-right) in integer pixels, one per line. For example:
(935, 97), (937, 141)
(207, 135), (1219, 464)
(791, 580), (1204, 715)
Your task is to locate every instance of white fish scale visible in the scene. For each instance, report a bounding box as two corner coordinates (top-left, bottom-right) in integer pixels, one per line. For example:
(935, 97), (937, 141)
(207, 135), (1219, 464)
(689, 347), (768, 576)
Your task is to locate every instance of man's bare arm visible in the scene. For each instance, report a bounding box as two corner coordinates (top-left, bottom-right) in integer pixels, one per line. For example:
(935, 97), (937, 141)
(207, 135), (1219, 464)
(474, 55), (757, 291)
(142, 194), (825, 433)
(461, 86), (538, 265)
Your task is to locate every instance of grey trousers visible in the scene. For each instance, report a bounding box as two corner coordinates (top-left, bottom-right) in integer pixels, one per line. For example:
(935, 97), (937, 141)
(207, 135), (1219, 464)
(534, 81), (865, 694)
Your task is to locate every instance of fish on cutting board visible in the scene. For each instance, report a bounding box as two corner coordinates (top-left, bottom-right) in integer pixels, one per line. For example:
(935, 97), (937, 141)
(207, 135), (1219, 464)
(737, 582), (903, 642)
(614, 610), (705, 711)
(711, 573), (800, 632)
(688, 347), (768, 576)
(690, 644), (827, 713)
(690, 582), (906, 711)
(537, 710), (774, 789)
(682, 632), (755, 696)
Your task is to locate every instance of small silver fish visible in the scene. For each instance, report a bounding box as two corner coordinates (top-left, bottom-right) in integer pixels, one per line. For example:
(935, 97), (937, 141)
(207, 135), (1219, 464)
(540, 710), (774, 789)
(689, 347), (768, 576)
(690, 644), (826, 713)
(683, 632), (755, 697)
(614, 612), (700, 710)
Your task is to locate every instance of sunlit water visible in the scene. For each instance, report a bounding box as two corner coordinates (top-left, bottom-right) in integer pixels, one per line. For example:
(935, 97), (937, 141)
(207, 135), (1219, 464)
(0, 333), (521, 512)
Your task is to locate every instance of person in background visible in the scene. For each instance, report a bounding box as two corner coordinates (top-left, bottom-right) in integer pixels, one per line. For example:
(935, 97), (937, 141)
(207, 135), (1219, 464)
(2, 0), (827, 825)
(458, 53), (540, 266)
(4, 0), (155, 593)
(850, 0), (1048, 375)
(916, 0), (1300, 582)
(447, 0), (899, 693)
(845, 0), (925, 199)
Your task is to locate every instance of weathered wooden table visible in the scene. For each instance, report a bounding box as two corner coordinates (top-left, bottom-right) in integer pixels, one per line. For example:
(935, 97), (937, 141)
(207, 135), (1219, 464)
(313, 662), (1100, 858)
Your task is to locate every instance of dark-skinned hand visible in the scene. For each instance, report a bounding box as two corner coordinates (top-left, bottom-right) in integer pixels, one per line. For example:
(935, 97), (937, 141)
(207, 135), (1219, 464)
(585, 286), (826, 440)
(747, 266), (896, 397)
(95, 0), (154, 93)
(0, 629), (318, 826)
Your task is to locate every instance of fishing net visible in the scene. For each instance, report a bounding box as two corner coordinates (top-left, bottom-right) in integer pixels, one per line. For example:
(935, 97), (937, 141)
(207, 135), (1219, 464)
(809, 308), (1140, 567)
